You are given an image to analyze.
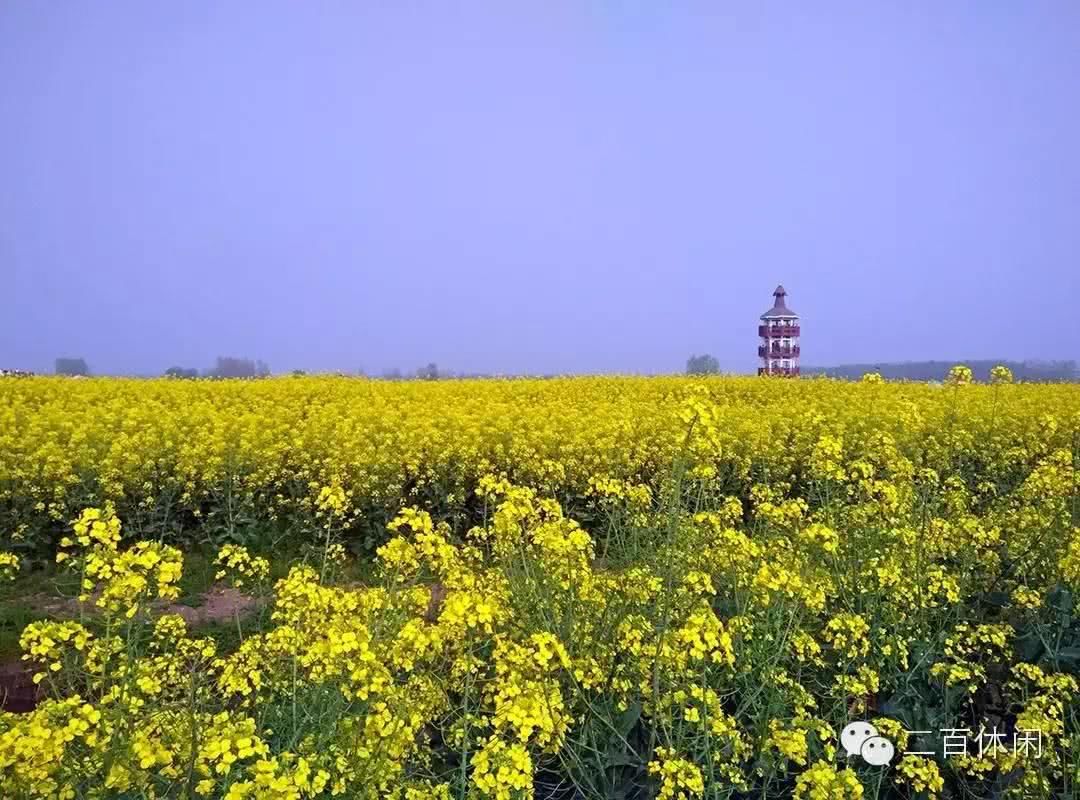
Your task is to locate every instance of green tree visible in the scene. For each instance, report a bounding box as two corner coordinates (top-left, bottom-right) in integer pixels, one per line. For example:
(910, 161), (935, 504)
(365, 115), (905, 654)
(685, 354), (720, 375)
(55, 357), (89, 376)
(164, 366), (198, 379)
(416, 362), (441, 380)
(207, 357), (270, 378)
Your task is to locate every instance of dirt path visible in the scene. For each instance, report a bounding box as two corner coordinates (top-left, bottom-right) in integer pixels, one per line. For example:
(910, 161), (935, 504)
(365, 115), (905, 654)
(1, 585), (258, 713)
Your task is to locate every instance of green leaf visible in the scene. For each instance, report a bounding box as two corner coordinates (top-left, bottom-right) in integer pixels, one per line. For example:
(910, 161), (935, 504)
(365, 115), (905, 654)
(616, 701), (642, 738)
(1055, 645), (1080, 665)
(1049, 587), (1073, 615)
(604, 750), (638, 768)
(1018, 633), (1044, 662)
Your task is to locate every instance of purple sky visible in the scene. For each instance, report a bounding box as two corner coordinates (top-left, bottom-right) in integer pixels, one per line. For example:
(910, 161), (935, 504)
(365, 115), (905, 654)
(2, 2), (1078, 375)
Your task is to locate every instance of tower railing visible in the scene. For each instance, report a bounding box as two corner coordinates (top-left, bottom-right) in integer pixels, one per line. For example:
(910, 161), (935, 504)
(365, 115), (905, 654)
(758, 324), (801, 337)
(758, 345), (801, 358)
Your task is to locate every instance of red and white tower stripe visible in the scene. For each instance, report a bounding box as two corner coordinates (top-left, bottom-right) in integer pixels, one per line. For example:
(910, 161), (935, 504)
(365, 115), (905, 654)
(758, 285), (800, 376)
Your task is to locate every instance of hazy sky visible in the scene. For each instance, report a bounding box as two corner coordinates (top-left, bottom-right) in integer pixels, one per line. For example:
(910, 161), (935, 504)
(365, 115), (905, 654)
(2, 2), (1078, 375)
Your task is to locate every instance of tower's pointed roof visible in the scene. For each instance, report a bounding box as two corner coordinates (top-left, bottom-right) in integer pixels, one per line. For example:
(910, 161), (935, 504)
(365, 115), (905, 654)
(760, 284), (798, 319)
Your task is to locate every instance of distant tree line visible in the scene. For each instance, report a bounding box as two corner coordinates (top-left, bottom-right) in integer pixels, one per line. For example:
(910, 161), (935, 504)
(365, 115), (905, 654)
(163, 357), (272, 378)
(51, 355), (274, 378)
(379, 363), (464, 380)
(48, 354), (1078, 383)
(164, 366), (199, 379)
(379, 364), (553, 380)
(802, 359), (1079, 382)
(166, 360), (460, 380)
(205, 356), (271, 378)
(164, 360), (454, 380)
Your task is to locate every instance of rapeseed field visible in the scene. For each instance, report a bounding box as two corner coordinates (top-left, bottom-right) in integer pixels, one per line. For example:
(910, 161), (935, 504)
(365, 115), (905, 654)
(1, 373), (1079, 799)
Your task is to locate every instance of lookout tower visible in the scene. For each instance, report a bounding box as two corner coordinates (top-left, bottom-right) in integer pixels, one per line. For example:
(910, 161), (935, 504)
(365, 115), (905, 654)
(758, 285), (800, 376)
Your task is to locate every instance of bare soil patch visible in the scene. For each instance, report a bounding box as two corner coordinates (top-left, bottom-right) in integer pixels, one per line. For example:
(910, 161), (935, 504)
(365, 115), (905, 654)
(2, 585), (260, 713)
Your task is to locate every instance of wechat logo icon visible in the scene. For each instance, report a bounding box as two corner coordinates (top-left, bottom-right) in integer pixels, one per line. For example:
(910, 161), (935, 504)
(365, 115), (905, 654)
(841, 722), (896, 766)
